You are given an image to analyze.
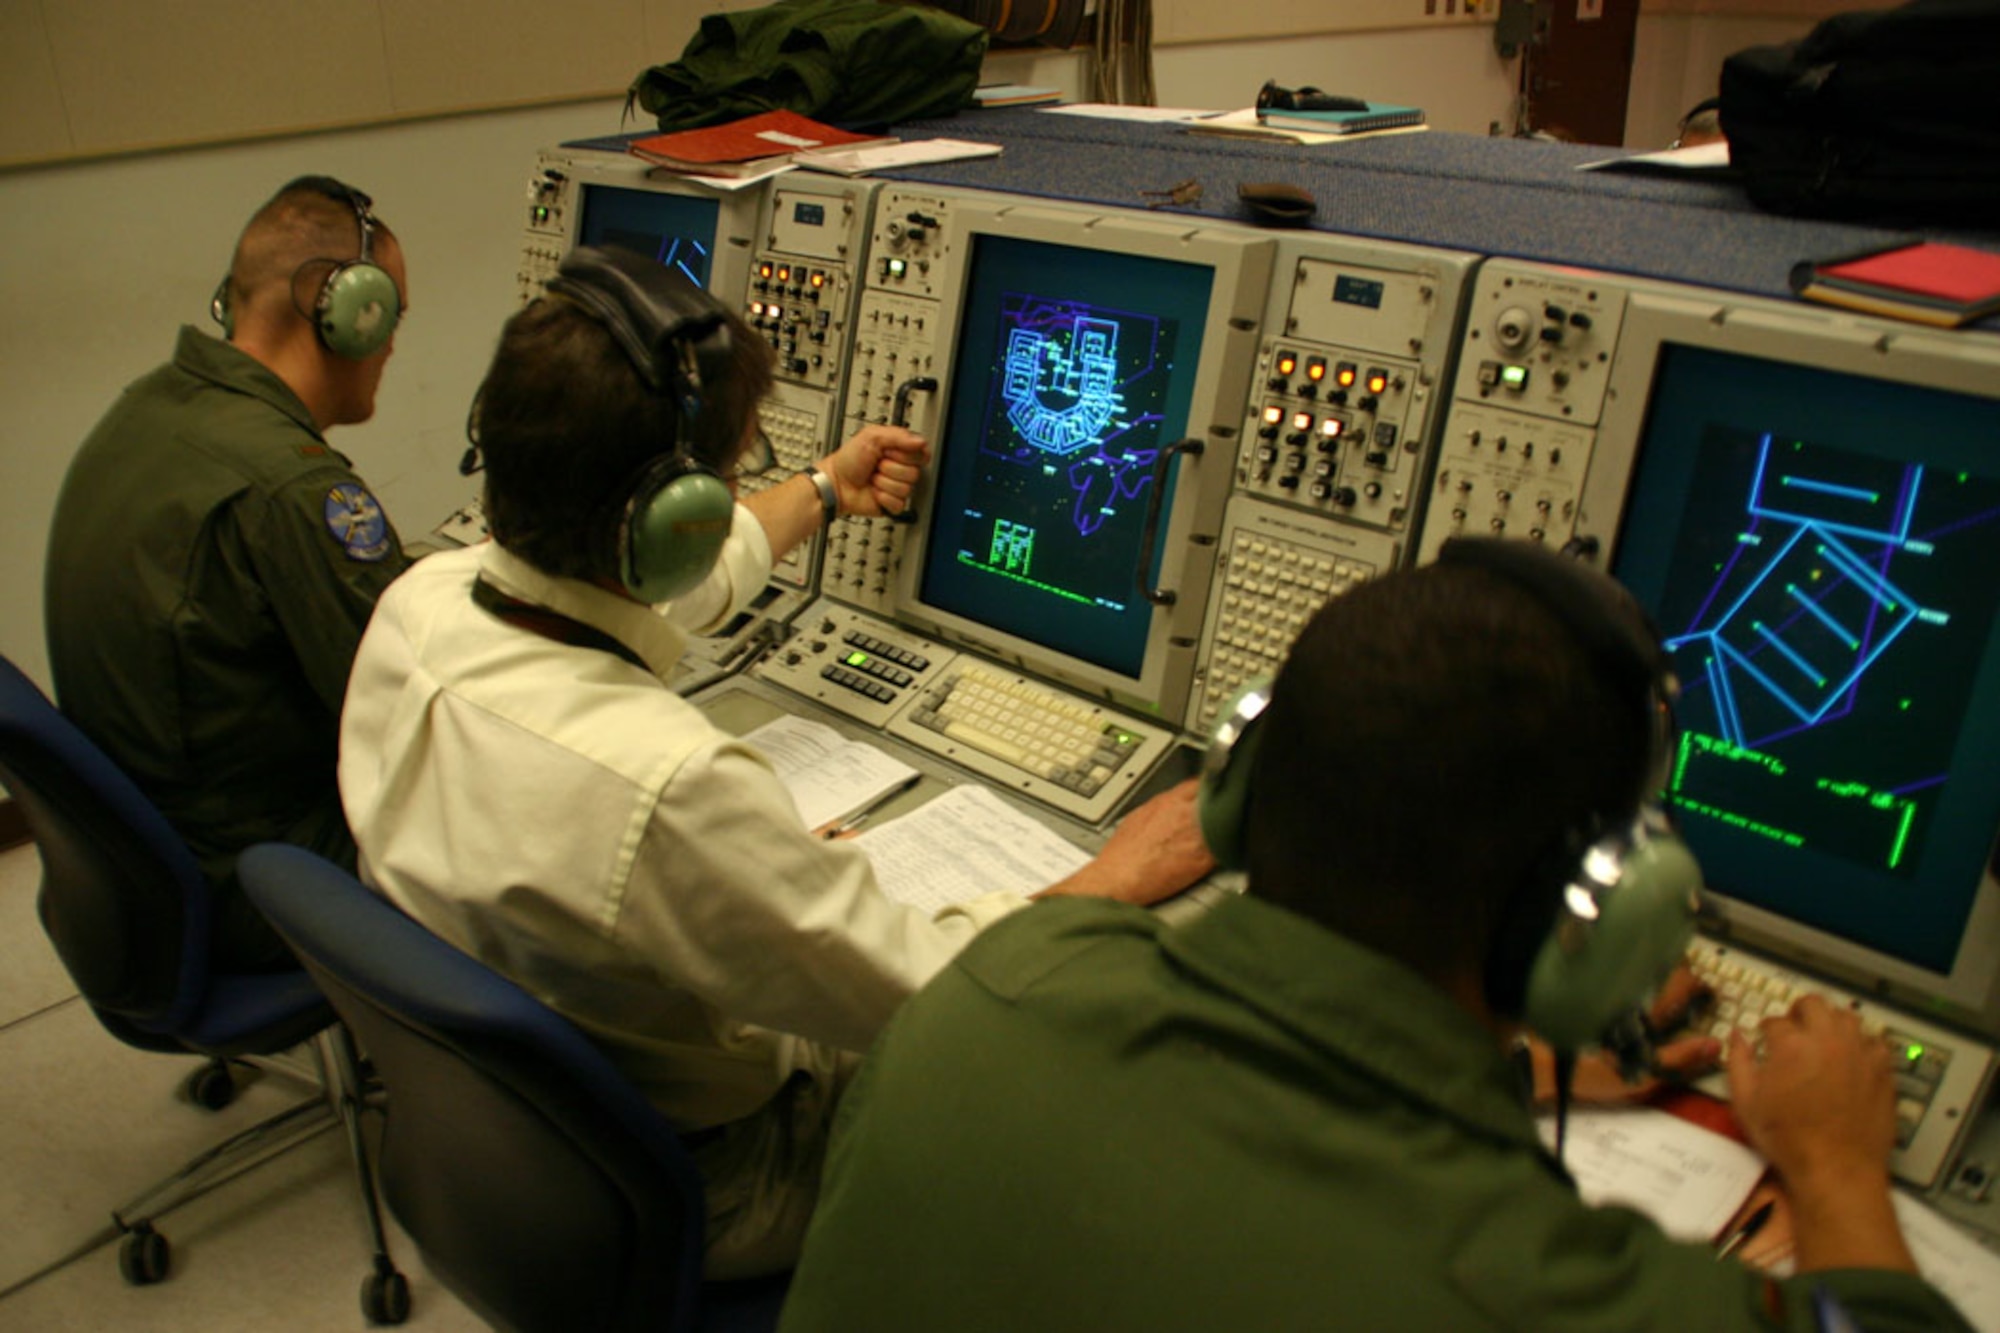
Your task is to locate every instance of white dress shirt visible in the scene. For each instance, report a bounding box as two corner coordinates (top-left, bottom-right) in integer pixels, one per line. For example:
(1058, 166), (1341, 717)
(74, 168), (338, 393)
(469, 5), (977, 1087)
(339, 521), (1025, 1129)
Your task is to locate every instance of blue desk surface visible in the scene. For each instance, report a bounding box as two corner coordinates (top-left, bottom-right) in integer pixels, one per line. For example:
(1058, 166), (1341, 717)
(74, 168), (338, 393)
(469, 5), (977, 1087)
(875, 109), (2000, 312)
(574, 109), (2000, 322)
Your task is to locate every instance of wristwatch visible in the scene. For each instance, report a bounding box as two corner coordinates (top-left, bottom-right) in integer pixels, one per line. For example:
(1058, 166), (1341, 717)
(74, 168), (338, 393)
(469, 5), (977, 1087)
(807, 464), (840, 528)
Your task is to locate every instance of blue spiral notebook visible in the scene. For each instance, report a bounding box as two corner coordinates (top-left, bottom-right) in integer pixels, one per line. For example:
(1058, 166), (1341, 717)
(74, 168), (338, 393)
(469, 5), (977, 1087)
(1255, 102), (1426, 135)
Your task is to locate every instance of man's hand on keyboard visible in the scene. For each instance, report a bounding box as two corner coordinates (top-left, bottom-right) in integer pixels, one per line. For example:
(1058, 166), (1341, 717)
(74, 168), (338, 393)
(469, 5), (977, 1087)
(1729, 995), (1899, 1178)
(1642, 963), (1724, 1083)
(1726, 994), (1917, 1275)
(823, 424), (931, 519)
(1035, 779), (1217, 907)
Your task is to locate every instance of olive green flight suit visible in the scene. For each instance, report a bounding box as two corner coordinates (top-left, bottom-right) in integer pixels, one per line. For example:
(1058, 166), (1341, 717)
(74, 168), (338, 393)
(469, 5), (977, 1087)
(45, 327), (409, 969)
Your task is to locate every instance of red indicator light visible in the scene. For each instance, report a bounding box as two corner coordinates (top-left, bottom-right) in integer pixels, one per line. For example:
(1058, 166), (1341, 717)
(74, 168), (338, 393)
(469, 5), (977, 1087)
(1292, 411), (1314, 431)
(1367, 370), (1389, 394)
(1335, 363), (1358, 388)
(1277, 353), (1298, 375)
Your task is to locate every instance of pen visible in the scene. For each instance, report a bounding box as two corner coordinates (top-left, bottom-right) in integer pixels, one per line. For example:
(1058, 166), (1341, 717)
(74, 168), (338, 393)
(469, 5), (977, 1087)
(1714, 1200), (1774, 1261)
(820, 772), (922, 839)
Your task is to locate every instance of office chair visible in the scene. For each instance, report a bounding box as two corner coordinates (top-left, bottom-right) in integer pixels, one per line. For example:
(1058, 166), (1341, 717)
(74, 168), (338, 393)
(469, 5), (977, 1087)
(238, 841), (793, 1333)
(0, 655), (407, 1323)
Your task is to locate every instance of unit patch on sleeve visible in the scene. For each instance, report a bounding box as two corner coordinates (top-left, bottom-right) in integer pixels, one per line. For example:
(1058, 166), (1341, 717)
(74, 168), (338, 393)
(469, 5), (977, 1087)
(324, 482), (392, 562)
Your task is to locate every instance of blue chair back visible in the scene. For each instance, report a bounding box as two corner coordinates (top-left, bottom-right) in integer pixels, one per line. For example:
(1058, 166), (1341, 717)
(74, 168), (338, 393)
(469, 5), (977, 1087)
(0, 655), (327, 1052)
(239, 842), (733, 1333)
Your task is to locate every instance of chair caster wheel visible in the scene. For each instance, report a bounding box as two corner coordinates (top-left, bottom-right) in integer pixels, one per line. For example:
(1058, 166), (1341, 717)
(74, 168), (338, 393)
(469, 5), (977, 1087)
(185, 1059), (237, 1110)
(119, 1224), (170, 1285)
(362, 1263), (411, 1325)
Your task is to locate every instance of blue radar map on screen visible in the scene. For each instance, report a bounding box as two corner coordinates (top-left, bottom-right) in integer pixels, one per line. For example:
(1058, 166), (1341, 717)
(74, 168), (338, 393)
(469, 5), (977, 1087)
(1614, 344), (2000, 974)
(577, 184), (718, 290)
(919, 235), (1211, 680)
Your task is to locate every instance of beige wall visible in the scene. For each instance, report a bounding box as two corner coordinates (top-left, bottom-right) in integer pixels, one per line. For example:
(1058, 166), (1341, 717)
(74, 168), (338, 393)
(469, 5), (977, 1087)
(1, 0), (1504, 170)
(0, 0), (766, 169)
(1625, 10), (1823, 148)
(0, 4), (1811, 688)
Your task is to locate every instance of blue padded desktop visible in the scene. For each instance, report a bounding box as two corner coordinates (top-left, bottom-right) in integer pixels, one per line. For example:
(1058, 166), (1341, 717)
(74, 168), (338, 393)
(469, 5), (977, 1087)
(873, 108), (1997, 318)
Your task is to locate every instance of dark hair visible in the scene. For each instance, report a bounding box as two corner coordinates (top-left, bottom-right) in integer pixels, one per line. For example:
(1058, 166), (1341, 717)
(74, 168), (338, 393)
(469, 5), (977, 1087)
(474, 289), (772, 582)
(1244, 559), (1650, 983)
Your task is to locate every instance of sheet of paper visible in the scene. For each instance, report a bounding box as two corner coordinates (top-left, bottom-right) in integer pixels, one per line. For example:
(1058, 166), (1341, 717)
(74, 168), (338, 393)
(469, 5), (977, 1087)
(1893, 1193), (2000, 1333)
(1537, 1105), (1766, 1243)
(794, 137), (1003, 176)
(1576, 141), (1732, 173)
(679, 161), (794, 190)
(1183, 107), (1431, 146)
(740, 715), (918, 831)
(852, 783), (1090, 913)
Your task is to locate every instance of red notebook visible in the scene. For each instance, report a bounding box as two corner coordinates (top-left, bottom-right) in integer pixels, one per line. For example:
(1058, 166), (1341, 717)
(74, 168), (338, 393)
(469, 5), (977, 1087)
(628, 111), (893, 177)
(1789, 240), (2000, 328)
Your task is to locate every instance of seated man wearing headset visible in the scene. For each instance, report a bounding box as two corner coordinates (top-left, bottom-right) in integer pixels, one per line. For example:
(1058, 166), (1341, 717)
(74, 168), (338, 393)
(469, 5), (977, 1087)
(337, 246), (1215, 1277)
(47, 176), (411, 971)
(778, 541), (1964, 1332)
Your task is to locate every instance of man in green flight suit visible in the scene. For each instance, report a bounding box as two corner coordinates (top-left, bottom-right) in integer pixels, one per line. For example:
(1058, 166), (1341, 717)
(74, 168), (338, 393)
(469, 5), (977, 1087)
(779, 543), (1968, 1333)
(46, 176), (412, 970)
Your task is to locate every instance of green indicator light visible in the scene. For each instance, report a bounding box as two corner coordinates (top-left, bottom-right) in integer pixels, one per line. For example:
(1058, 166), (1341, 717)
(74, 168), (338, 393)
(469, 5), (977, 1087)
(844, 651), (869, 667)
(1500, 365), (1528, 389)
(1907, 1043), (1924, 1062)
(1900, 699), (1912, 710)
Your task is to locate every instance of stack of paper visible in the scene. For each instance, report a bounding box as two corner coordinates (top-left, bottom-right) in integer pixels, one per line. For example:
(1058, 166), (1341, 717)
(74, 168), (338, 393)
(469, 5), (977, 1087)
(741, 716), (1091, 908)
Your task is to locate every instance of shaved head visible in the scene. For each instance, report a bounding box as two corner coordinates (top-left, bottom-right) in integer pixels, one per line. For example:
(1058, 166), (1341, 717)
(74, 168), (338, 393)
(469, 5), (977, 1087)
(225, 176), (395, 331)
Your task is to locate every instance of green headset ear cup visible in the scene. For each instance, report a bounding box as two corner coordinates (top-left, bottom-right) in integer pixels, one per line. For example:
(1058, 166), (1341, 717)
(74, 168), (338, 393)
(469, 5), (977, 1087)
(1521, 823), (1703, 1052)
(619, 461), (735, 603)
(316, 261), (402, 359)
(1197, 679), (1272, 871)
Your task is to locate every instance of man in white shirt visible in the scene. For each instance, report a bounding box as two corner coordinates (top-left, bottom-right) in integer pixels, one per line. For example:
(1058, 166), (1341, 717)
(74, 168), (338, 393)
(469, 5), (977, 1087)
(339, 246), (1214, 1277)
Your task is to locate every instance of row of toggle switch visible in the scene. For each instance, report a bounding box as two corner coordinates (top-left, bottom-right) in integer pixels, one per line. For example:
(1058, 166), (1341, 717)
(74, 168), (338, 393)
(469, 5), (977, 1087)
(752, 261), (829, 301)
(1268, 350), (1393, 407)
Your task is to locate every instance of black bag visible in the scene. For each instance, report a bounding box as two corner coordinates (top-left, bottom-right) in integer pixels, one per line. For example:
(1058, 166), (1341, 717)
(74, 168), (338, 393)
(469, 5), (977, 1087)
(629, 0), (989, 132)
(1719, 0), (2000, 225)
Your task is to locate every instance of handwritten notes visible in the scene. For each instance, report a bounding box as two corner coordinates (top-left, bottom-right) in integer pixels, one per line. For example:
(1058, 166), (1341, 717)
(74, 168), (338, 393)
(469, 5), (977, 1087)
(853, 784), (1090, 913)
(740, 715), (918, 832)
(1538, 1105), (1766, 1243)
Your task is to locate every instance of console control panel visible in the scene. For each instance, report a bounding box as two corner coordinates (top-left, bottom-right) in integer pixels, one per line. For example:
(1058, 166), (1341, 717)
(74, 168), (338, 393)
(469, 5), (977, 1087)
(1236, 253), (1457, 541)
(754, 600), (958, 730)
(1418, 261), (1633, 563)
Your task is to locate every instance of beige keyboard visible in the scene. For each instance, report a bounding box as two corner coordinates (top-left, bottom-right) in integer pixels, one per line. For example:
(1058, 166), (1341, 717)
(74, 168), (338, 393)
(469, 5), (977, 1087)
(1685, 937), (1996, 1189)
(888, 661), (1173, 825)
